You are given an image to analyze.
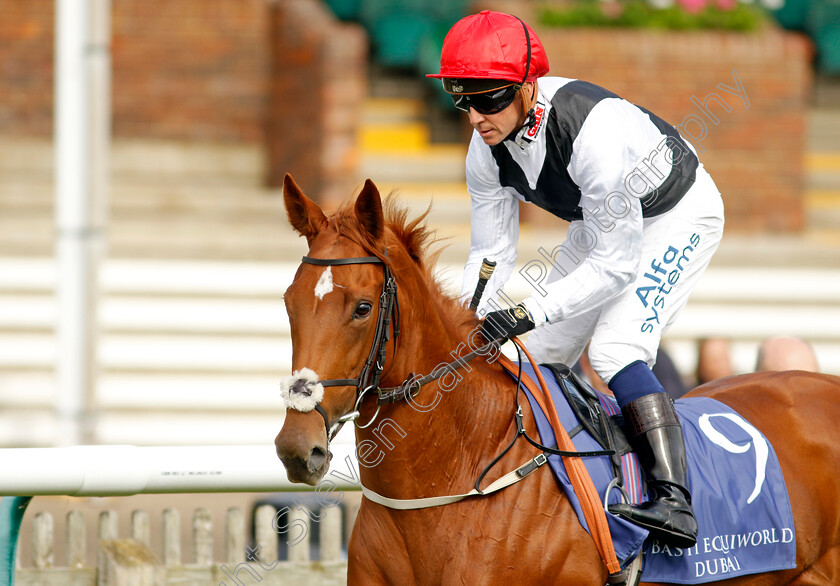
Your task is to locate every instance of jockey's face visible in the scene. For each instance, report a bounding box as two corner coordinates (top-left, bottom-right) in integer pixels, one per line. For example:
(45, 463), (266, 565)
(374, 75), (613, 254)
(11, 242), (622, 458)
(466, 86), (529, 146)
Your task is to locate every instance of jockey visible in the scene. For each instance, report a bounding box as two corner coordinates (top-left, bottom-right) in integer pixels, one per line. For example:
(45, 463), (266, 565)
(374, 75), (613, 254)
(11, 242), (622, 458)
(428, 10), (725, 548)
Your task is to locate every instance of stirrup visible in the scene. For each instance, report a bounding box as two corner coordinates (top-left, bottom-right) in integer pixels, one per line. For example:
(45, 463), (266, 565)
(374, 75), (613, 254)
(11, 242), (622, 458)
(607, 554), (642, 586)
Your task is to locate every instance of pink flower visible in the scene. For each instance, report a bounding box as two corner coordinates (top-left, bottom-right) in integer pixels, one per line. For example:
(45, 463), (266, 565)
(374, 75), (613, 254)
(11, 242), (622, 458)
(716, 0), (737, 10)
(677, 0), (706, 13)
(600, 1), (623, 18)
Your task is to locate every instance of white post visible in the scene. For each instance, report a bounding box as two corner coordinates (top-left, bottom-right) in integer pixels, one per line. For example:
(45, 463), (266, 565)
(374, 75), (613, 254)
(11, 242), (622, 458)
(54, 0), (111, 446)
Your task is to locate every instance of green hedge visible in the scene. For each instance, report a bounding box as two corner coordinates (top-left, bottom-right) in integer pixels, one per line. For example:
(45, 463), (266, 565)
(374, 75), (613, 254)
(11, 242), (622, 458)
(538, 1), (768, 31)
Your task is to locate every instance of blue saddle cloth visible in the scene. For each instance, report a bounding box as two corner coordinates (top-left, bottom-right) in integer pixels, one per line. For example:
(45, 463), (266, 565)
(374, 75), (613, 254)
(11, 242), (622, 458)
(509, 362), (797, 583)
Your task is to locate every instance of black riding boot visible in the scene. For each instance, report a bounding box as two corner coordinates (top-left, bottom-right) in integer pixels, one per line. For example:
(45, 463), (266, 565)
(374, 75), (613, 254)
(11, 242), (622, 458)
(609, 393), (698, 548)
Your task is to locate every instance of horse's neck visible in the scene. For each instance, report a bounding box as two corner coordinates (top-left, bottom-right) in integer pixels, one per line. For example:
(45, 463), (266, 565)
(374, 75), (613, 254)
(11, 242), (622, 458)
(352, 265), (532, 495)
(357, 325), (523, 497)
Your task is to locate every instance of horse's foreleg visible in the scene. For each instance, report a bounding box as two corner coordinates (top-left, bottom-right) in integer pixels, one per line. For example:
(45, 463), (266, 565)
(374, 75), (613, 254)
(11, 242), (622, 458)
(347, 500), (415, 586)
(347, 550), (389, 586)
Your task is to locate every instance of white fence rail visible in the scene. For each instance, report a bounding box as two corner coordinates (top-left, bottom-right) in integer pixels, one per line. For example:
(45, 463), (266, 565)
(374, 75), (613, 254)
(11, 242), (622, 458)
(0, 444), (359, 497)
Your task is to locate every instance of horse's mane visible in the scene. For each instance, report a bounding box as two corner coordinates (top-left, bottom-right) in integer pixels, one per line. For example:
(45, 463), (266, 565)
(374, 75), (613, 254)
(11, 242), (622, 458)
(331, 193), (477, 332)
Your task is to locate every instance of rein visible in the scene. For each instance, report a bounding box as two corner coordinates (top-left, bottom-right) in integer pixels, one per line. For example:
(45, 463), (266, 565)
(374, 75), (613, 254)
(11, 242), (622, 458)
(375, 341), (496, 404)
(501, 339), (622, 575)
(360, 335), (622, 575)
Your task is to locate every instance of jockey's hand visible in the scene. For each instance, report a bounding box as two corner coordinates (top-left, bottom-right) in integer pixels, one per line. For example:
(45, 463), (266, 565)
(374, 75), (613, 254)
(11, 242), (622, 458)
(480, 304), (535, 342)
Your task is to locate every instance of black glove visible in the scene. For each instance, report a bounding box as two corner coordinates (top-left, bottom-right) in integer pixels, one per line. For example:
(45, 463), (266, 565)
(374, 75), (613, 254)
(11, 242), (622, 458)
(480, 304), (536, 342)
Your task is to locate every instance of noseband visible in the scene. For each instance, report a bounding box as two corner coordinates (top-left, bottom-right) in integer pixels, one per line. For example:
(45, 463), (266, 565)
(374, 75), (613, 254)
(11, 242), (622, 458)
(298, 254), (400, 440)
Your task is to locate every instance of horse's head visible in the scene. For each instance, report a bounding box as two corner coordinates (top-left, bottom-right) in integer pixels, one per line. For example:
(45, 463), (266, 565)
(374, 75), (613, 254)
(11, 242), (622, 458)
(275, 174), (398, 485)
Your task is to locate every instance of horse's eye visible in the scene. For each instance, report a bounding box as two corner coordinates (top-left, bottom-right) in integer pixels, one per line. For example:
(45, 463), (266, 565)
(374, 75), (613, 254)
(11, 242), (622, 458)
(353, 302), (373, 319)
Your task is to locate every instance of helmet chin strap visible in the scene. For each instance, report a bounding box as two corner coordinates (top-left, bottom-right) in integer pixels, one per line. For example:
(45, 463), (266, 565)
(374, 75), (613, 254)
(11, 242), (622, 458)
(508, 84), (540, 148)
(523, 83), (538, 128)
(513, 13), (535, 128)
(505, 17), (538, 140)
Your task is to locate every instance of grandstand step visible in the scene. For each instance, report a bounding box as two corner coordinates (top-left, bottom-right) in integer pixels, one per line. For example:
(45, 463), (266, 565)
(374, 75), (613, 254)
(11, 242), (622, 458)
(368, 67), (427, 100)
(0, 258), (295, 296)
(806, 189), (840, 231)
(363, 97), (426, 123)
(0, 294), (289, 336)
(2, 259), (840, 371)
(0, 332), (292, 375)
(2, 258), (840, 445)
(360, 145), (466, 183)
(0, 405), (289, 447)
(0, 371), (284, 412)
(0, 137), (260, 178)
(0, 183), (286, 219)
(5, 258), (840, 309)
(808, 107), (840, 150)
(361, 122), (431, 153)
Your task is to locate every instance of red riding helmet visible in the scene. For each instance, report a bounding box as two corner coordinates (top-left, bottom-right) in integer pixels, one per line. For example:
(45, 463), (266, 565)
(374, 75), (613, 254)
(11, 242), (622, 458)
(427, 10), (550, 94)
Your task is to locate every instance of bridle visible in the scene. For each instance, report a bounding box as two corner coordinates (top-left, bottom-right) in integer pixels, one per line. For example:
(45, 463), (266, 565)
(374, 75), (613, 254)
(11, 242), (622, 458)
(298, 253), (400, 441)
(295, 252), (498, 443)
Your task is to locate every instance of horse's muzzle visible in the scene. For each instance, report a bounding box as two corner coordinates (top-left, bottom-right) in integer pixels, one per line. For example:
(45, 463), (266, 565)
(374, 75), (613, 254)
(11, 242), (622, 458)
(275, 414), (331, 485)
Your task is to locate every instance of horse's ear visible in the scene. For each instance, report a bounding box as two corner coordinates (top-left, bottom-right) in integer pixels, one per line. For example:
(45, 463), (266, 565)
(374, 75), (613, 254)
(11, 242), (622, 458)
(354, 179), (384, 242)
(283, 174), (328, 243)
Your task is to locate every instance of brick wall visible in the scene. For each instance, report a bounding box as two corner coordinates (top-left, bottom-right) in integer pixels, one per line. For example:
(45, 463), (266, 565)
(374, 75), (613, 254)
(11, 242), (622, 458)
(0, 0), (367, 203)
(478, 1), (814, 231)
(0, 0), (271, 142)
(111, 0), (271, 143)
(265, 1), (368, 200)
(0, 0), (54, 135)
(539, 28), (813, 232)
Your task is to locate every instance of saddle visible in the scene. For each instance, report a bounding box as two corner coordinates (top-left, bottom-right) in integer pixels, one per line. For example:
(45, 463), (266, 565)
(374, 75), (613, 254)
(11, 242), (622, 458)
(508, 360), (647, 584)
(541, 363), (634, 490)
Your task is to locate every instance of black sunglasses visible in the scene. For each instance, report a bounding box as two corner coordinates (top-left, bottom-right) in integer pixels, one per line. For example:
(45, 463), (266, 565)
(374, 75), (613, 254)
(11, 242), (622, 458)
(451, 84), (520, 115)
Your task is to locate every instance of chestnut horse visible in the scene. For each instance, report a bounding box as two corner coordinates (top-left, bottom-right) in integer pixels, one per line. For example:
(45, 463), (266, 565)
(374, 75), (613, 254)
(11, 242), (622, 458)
(275, 174), (840, 585)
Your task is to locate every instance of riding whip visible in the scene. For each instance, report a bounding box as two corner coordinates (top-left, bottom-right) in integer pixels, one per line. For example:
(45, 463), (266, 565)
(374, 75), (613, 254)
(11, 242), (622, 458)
(469, 258), (497, 313)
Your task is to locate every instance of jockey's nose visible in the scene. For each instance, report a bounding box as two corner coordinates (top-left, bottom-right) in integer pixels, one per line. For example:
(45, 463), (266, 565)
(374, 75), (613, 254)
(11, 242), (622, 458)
(468, 107), (485, 125)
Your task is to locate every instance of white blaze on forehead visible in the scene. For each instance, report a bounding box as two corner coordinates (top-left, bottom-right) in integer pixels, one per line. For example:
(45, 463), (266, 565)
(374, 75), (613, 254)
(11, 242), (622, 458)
(314, 267), (334, 300)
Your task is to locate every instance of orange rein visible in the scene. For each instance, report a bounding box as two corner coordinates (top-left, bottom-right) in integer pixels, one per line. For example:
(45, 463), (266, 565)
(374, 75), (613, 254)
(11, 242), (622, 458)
(499, 337), (621, 575)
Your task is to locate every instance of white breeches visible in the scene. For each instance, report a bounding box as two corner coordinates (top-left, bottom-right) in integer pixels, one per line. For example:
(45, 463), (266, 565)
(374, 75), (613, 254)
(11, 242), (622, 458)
(527, 166), (724, 383)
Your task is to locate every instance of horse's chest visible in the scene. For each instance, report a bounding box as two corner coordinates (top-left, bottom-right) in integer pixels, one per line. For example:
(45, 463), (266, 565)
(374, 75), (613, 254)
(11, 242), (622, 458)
(352, 495), (604, 585)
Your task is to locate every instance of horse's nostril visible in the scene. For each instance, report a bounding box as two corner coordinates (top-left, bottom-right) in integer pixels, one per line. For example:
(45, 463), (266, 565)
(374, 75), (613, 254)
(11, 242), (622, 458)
(308, 446), (328, 473)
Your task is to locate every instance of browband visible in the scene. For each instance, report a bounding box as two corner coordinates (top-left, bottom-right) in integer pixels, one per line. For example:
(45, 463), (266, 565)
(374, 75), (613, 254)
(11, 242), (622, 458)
(301, 255), (383, 266)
